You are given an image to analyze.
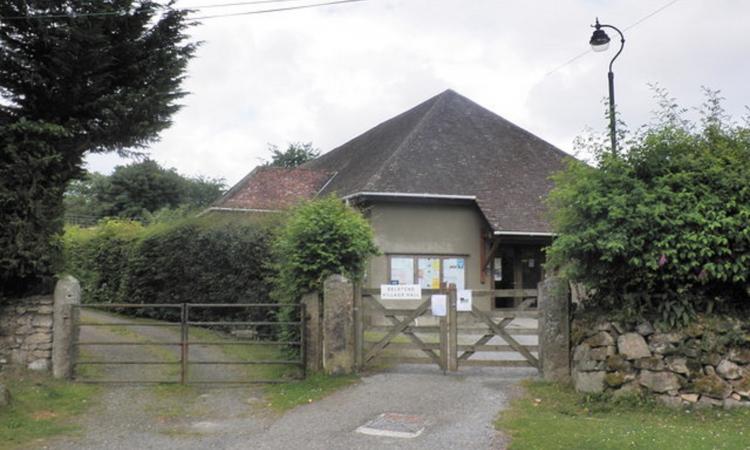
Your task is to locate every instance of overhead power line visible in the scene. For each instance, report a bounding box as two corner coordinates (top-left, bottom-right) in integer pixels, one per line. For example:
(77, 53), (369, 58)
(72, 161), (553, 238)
(0, 0), (368, 21)
(543, 0), (682, 77)
(181, 0), (333, 10)
(192, 0), (367, 19)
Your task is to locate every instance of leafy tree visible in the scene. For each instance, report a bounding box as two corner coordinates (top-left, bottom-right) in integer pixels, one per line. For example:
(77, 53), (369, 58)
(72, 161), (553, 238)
(63, 161), (225, 222)
(547, 88), (750, 326)
(180, 175), (226, 209)
(0, 1), (196, 296)
(267, 142), (320, 168)
(100, 159), (184, 219)
(63, 172), (113, 223)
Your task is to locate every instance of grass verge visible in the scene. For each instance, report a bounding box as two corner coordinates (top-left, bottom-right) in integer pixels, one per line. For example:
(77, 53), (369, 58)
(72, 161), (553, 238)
(496, 380), (750, 450)
(0, 369), (98, 450)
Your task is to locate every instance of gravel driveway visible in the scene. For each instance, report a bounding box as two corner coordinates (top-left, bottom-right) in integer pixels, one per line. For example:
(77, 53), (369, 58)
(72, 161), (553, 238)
(44, 310), (536, 450)
(241, 365), (535, 450)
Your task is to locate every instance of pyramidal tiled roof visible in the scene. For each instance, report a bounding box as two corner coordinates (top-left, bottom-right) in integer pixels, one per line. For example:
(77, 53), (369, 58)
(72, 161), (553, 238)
(302, 89), (572, 233)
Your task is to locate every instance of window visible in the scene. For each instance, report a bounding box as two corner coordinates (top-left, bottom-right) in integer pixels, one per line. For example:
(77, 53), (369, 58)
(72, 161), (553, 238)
(388, 255), (467, 290)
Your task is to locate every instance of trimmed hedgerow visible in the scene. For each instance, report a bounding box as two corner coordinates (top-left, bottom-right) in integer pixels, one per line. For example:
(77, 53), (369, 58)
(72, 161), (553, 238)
(63, 219), (144, 305)
(63, 216), (275, 323)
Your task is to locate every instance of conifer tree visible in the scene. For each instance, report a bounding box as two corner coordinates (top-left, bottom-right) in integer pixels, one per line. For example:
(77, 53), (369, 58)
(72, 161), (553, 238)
(0, 1), (196, 296)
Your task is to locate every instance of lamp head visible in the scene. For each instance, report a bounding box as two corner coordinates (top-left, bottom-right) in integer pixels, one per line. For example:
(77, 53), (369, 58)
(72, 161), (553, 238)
(589, 18), (610, 52)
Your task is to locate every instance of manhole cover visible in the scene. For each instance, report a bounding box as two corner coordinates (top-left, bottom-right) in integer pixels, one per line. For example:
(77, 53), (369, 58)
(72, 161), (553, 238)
(356, 412), (426, 438)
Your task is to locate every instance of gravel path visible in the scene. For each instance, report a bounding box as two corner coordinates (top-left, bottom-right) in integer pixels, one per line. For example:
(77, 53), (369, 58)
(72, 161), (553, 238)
(44, 311), (535, 450)
(240, 365), (535, 450)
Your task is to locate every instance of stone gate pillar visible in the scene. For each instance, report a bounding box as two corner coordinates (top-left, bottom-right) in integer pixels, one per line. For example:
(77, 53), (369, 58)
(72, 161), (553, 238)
(538, 277), (571, 383)
(52, 275), (81, 379)
(322, 274), (355, 375)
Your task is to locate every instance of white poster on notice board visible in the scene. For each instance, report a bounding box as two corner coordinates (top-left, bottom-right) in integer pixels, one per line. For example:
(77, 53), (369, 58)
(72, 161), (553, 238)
(431, 294), (447, 316)
(457, 289), (473, 311)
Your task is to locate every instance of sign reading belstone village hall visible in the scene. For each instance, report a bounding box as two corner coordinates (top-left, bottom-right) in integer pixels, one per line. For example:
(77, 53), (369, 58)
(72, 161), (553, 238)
(380, 284), (422, 300)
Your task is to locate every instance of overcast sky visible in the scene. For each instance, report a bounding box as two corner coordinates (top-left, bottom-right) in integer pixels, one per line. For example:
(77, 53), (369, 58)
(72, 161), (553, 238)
(85, 0), (750, 187)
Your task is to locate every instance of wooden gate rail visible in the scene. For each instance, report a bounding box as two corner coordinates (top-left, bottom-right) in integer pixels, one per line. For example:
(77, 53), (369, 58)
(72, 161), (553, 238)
(363, 298), (432, 365)
(357, 287), (540, 372)
(73, 303), (306, 384)
(367, 299), (443, 367)
(468, 306), (539, 369)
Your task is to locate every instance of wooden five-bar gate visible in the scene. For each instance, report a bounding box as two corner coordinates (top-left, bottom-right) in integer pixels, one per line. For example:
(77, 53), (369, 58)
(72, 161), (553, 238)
(355, 288), (540, 372)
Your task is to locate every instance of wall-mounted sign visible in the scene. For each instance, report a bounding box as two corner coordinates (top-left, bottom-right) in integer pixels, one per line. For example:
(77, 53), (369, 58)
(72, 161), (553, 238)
(431, 294), (447, 316)
(457, 289), (473, 311)
(380, 284), (422, 300)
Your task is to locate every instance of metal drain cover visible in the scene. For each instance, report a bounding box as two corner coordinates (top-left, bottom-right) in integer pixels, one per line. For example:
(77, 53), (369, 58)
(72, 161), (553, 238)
(356, 412), (426, 438)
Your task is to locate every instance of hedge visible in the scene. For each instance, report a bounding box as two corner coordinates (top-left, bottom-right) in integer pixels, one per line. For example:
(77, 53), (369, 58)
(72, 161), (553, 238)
(63, 216), (275, 324)
(547, 89), (750, 326)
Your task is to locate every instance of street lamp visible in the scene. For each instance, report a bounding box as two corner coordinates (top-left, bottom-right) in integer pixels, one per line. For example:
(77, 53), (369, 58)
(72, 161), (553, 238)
(589, 18), (625, 155)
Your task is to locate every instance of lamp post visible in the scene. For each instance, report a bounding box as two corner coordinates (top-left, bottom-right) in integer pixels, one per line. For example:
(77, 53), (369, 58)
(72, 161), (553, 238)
(589, 18), (625, 155)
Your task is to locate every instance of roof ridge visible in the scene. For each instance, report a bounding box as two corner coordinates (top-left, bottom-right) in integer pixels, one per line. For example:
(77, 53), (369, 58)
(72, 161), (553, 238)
(361, 90), (450, 191)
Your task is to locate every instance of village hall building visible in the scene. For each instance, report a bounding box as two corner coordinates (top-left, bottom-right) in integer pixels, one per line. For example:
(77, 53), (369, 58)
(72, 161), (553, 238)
(209, 89), (571, 310)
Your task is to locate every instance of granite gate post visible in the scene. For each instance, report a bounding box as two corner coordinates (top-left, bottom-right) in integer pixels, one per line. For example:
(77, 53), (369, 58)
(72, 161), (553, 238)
(322, 275), (355, 375)
(52, 275), (81, 379)
(538, 277), (571, 382)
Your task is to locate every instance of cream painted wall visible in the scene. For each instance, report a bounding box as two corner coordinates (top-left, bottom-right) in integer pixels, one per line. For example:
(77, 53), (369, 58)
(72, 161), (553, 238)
(364, 202), (488, 292)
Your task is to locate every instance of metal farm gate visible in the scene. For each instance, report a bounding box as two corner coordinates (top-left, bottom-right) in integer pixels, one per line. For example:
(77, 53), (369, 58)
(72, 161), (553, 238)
(72, 303), (305, 384)
(356, 288), (540, 372)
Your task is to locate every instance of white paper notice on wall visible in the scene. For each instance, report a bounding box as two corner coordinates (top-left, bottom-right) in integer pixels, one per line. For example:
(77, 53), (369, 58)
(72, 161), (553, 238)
(431, 294), (447, 316)
(457, 289), (473, 312)
(380, 284), (422, 300)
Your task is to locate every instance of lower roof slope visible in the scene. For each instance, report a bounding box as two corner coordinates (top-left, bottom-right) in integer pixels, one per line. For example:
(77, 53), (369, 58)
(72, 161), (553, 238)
(213, 166), (332, 211)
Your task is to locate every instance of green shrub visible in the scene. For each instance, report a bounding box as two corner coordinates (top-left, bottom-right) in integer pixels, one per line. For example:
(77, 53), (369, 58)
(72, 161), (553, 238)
(547, 89), (750, 326)
(273, 196), (378, 298)
(272, 197), (379, 346)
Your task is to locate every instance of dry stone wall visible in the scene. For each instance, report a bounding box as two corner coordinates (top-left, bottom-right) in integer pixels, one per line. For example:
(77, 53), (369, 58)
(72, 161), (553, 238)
(0, 294), (54, 371)
(572, 317), (750, 409)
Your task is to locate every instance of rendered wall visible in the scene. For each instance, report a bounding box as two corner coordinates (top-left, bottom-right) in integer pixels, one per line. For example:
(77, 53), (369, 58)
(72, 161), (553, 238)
(365, 202), (488, 298)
